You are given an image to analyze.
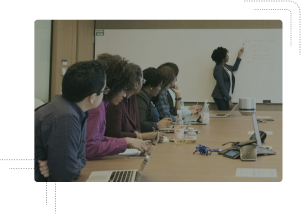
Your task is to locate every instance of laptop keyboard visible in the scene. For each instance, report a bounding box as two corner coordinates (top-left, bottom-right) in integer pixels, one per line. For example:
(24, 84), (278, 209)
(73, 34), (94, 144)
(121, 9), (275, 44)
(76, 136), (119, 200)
(216, 114), (226, 116)
(109, 170), (134, 182)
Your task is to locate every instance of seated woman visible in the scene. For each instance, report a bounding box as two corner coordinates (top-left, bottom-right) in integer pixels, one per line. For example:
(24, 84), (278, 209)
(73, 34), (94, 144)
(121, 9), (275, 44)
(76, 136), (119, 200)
(105, 64), (164, 141)
(136, 67), (172, 132)
(168, 87), (201, 116)
(157, 62), (202, 117)
(153, 66), (181, 122)
(85, 54), (149, 160)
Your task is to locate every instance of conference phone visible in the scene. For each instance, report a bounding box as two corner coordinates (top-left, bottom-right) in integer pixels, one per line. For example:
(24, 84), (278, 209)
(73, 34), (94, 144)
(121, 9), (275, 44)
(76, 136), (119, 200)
(219, 131), (275, 161)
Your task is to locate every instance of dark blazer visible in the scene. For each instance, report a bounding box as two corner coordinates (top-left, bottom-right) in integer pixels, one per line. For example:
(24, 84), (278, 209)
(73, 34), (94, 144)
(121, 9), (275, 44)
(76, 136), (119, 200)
(136, 89), (157, 132)
(211, 57), (242, 101)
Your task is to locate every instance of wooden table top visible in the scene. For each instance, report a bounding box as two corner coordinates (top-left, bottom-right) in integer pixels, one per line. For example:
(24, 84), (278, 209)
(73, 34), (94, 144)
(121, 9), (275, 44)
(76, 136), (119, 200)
(76, 111), (282, 182)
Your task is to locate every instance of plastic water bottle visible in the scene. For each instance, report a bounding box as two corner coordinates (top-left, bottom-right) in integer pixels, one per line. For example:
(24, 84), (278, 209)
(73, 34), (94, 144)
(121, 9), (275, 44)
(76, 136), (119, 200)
(200, 100), (210, 124)
(174, 110), (185, 144)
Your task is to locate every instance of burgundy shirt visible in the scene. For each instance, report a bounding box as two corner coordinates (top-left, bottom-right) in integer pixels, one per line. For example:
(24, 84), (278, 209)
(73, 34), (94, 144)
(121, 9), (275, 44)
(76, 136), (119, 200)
(85, 100), (127, 160)
(105, 95), (141, 138)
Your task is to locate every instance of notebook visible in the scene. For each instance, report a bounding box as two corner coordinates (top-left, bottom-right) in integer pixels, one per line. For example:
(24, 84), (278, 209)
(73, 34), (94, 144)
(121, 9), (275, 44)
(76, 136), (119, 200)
(210, 103), (238, 118)
(86, 134), (159, 182)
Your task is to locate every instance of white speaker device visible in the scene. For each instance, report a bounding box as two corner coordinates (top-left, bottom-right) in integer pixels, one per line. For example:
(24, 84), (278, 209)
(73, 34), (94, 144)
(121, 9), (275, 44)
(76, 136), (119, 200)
(239, 98), (262, 147)
(239, 98), (256, 116)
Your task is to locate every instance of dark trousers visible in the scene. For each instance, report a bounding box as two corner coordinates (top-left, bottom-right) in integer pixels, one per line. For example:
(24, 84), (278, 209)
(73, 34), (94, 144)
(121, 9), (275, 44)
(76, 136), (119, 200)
(214, 98), (229, 110)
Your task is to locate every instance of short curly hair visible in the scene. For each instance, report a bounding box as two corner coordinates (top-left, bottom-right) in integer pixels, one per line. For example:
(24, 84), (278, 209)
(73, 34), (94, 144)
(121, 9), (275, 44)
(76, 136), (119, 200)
(96, 53), (128, 101)
(142, 67), (163, 88)
(211, 47), (228, 64)
(123, 63), (142, 92)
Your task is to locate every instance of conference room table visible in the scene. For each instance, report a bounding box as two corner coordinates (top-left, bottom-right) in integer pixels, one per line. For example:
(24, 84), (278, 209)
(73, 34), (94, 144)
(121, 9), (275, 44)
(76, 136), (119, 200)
(76, 111), (282, 182)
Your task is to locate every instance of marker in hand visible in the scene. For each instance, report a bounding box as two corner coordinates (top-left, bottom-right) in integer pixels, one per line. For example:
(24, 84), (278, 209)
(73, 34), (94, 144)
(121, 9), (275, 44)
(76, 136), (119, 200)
(238, 44), (244, 57)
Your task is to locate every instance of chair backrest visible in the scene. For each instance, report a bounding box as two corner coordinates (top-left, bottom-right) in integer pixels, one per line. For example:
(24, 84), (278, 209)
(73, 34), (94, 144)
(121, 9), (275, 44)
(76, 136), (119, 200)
(35, 98), (44, 109)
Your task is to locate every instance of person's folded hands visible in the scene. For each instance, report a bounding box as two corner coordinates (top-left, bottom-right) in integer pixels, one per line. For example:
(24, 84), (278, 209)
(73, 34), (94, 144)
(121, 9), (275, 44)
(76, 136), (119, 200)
(38, 160), (49, 178)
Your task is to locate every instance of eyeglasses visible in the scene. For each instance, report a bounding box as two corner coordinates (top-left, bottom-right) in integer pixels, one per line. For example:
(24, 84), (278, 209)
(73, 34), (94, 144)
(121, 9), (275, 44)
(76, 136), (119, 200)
(96, 86), (110, 95)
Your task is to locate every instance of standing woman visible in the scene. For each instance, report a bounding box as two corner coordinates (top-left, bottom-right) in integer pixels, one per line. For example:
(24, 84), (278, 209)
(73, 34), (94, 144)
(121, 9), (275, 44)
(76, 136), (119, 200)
(211, 47), (244, 110)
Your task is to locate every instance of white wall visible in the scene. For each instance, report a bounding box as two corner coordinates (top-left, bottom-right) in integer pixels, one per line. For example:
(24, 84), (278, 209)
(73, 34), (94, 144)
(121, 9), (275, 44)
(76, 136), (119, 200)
(34, 20), (52, 103)
(95, 29), (282, 103)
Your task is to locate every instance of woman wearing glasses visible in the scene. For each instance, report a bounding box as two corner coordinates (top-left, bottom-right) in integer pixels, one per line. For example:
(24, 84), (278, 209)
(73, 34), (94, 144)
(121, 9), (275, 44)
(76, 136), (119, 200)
(85, 54), (149, 160)
(105, 64), (164, 142)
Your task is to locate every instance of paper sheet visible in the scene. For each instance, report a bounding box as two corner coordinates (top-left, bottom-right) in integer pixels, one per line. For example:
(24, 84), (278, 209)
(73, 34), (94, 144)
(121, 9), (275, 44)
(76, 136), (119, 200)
(117, 148), (141, 156)
(163, 136), (169, 142)
(235, 168), (278, 178)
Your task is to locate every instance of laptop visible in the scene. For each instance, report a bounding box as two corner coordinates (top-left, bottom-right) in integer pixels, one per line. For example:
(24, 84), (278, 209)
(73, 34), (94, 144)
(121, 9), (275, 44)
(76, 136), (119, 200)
(183, 114), (207, 125)
(86, 134), (159, 182)
(210, 103), (238, 118)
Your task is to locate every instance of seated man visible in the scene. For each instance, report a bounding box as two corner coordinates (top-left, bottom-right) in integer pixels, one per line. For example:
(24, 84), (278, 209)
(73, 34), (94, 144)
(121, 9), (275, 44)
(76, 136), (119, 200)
(35, 60), (106, 182)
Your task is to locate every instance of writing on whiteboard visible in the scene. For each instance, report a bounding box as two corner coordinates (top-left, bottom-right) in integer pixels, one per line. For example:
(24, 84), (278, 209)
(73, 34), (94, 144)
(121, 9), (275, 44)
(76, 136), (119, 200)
(244, 38), (275, 64)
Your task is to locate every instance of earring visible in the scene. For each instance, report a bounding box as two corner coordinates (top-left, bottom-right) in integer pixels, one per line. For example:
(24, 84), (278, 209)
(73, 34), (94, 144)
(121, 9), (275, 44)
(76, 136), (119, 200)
(90, 96), (94, 104)
(150, 87), (152, 90)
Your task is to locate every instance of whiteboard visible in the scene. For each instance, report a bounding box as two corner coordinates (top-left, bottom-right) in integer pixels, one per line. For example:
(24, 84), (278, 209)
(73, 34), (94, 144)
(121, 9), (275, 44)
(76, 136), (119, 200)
(95, 29), (282, 103)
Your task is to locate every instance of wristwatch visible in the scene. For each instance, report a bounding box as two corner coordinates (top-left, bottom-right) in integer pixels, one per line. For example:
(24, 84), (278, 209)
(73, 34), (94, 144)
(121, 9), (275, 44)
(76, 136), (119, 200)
(175, 97), (182, 101)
